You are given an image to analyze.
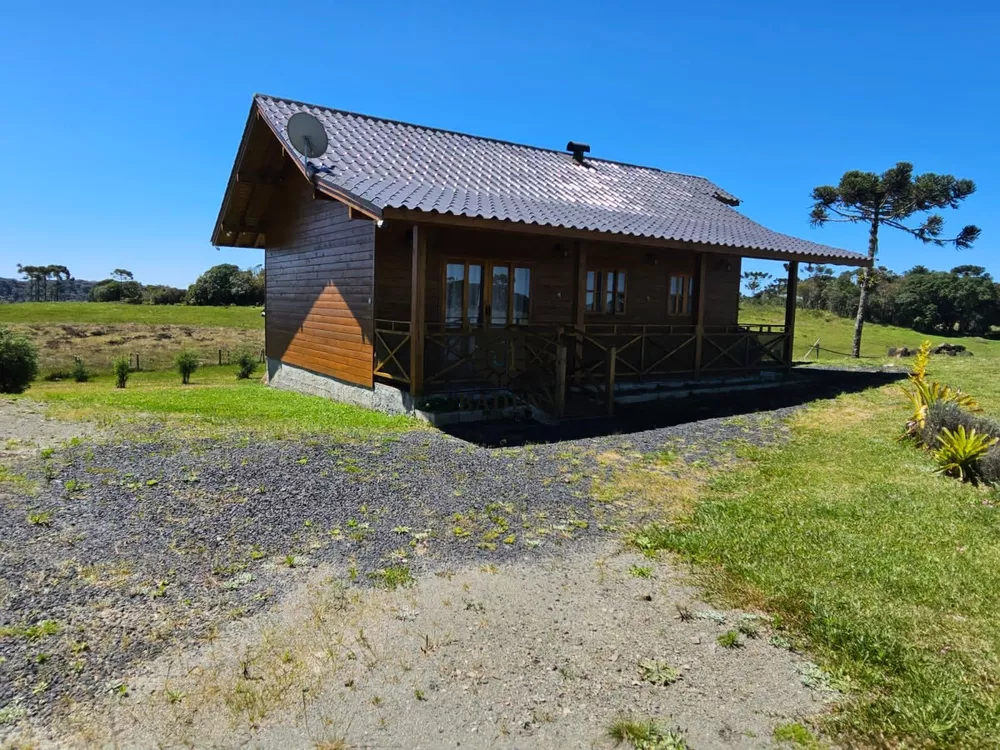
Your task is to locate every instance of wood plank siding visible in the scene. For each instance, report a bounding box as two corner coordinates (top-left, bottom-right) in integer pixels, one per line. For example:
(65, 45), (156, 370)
(374, 223), (741, 327)
(265, 180), (376, 387)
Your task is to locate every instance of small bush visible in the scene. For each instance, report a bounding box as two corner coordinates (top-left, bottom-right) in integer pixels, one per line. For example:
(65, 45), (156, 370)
(978, 444), (1000, 486)
(0, 325), (39, 394)
(902, 379), (979, 439)
(43, 369), (73, 382)
(112, 356), (130, 389)
(71, 358), (89, 383)
(933, 426), (997, 483)
(921, 401), (1000, 448)
(175, 351), (199, 385)
(235, 349), (258, 380)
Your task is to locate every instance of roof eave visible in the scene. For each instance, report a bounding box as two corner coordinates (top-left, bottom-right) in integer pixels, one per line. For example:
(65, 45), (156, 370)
(380, 208), (869, 267)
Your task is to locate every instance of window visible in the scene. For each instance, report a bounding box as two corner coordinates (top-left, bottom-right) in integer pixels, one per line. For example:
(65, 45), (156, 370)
(668, 273), (694, 315)
(445, 260), (531, 327)
(586, 269), (626, 314)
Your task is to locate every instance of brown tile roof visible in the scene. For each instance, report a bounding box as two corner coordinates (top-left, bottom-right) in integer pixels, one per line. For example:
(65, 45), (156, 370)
(252, 94), (866, 264)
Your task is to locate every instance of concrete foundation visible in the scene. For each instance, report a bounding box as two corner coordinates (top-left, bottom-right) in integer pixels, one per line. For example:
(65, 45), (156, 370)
(266, 359), (417, 417)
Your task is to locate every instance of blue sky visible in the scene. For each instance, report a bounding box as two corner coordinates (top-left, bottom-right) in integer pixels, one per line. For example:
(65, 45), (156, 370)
(1, 1), (996, 288)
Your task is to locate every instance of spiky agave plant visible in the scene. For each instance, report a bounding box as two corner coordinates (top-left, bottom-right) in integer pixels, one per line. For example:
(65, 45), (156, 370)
(933, 426), (998, 483)
(902, 379), (980, 440)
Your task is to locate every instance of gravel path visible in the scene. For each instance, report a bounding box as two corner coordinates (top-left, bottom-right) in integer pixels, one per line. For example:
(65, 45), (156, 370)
(0, 400), (797, 739)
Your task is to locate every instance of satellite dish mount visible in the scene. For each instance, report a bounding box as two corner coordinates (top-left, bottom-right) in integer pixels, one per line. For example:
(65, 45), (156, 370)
(286, 112), (329, 178)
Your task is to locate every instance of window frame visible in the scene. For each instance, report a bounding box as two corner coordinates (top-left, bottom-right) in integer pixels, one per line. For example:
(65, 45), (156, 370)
(667, 272), (694, 317)
(585, 268), (627, 316)
(441, 258), (533, 328)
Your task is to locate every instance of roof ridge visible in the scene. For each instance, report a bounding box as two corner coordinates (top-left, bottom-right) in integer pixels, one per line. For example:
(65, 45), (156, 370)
(254, 92), (728, 189)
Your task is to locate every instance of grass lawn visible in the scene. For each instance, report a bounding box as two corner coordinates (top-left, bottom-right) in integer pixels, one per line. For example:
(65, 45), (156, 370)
(0, 301), (264, 328)
(0, 302), (265, 375)
(635, 320), (1000, 746)
(741, 303), (1000, 364)
(20, 365), (415, 438)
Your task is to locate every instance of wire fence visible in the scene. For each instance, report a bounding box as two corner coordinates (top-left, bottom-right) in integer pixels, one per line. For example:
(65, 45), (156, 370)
(126, 348), (266, 371)
(800, 339), (885, 361)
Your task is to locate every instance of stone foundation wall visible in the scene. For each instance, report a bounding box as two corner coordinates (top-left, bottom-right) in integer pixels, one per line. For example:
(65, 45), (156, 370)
(266, 359), (416, 416)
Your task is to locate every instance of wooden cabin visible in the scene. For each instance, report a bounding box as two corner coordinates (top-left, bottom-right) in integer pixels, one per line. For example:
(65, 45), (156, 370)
(213, 95), (868, 419)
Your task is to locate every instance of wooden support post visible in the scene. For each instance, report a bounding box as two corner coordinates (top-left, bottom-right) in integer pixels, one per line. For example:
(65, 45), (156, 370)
(606, 346), (617, 416)
(410, 225), (427, 397)
(694, 252), (708, 375)
(571, 241), (587, 383)
(784, 261), (799, 367)
(555, 342), (567, 419)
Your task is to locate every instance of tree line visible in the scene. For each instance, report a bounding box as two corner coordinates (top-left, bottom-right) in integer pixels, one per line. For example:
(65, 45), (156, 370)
(4, 263), (265, 307)
(745, 263), (1000, 337)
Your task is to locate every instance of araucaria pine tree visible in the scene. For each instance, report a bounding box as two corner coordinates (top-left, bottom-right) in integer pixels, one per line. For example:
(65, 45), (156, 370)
(810, 162), (980, 357)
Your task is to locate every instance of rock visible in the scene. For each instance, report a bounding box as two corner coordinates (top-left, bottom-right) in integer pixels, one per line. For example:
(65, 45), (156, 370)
(887, 347), (915, 358)
(931, 343), (971, 356)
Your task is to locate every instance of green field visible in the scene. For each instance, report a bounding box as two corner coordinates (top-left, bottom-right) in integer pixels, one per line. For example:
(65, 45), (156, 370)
(0, 301), (264, 328)
(26, 365), (415, 438)
(742, 303), (1000, 363)
(628, 316), (1000, 746)
(0, 302), (265, 374)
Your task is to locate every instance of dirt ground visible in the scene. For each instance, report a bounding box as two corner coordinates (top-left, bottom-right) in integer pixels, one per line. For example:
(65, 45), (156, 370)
(0, 400), (835, 749)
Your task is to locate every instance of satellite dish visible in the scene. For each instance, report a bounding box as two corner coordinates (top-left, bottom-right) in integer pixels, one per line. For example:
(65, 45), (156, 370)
(287, 112), (328, 160)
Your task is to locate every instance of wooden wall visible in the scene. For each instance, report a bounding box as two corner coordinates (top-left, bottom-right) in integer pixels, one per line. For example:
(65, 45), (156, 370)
(374, 223), (742, 328)
(265, 180), (375, 388)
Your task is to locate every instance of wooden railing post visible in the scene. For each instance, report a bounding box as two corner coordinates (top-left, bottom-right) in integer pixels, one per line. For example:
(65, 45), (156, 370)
(410, 225), (427, 396)
(694, 253), (708, 375)
(555, 342), (567, 419)
(606, 346), (616, 416)
(784, 261), (799, 367)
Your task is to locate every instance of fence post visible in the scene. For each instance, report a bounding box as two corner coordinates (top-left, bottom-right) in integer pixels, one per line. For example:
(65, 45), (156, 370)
(606, 346), (616, 417)
(555, 342), (567, 419)
(135, 353), (140, 371)
(218, 349), (223, 366)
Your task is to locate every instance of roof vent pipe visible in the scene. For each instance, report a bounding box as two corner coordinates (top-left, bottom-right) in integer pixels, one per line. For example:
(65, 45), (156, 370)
(566, 141), (590, 164)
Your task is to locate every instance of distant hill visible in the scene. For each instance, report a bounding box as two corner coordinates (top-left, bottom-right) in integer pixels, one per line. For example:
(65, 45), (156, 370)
(0, 277), (97, 303)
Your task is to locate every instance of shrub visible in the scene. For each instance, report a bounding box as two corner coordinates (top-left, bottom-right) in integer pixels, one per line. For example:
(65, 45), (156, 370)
(0, 326), (39, 394)
(112, 356), (130, 389)
(147, 285), (186, 305)
(979, 444), (1000, 486)
(933, 426), (997, 483)
(921, 401), (1000, 448)
(235, 349), (259, 380)
(175, 351), (199, 384)
(902, 379), (979, 439)
(71, 358), (89, 383)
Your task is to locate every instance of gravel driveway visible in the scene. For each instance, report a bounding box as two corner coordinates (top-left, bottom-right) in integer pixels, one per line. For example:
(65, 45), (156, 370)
(0, 399), (804, 744)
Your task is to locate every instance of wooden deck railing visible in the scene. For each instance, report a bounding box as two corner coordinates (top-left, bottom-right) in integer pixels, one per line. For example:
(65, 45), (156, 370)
(373, 319), (411, 383)
(373, 320), (789, 416)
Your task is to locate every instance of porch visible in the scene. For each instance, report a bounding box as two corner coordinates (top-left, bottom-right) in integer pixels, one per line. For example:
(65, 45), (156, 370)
(371, 224), (800, 420)
(373, 320), (792, 418)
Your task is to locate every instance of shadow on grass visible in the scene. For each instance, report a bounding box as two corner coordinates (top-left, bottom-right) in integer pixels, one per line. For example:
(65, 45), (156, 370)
(442, 366), (908, 448)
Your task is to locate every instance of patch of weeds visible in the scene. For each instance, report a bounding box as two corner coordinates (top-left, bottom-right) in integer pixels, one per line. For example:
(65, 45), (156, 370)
(63, 478), (86, 493)
(638, 660), (681, 686)
(224, 572), (256, 591)
(0, 699), (27, 726)
(773, 722), (820, 748)
(0, 620), (60, 640)
(283, 554), (303, 568)
(717, 630), (742, 649)
(608, 717), (690, 749)
(675, 604), (694, 621)
(413, 688), (426, 701)
(737, 618), (760, 639)
(249, 546), (266, 560)
(629, 564), (653, 579)
(166, 689), (187, 705)
(27, 510), (54, 527)
(392, 525), (410, 534)
(692, 609), (726, 624)
(369, 565), (414, 590)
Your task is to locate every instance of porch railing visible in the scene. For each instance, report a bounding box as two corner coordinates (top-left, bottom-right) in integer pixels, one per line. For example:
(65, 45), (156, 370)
(373, 319), (789, 415)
